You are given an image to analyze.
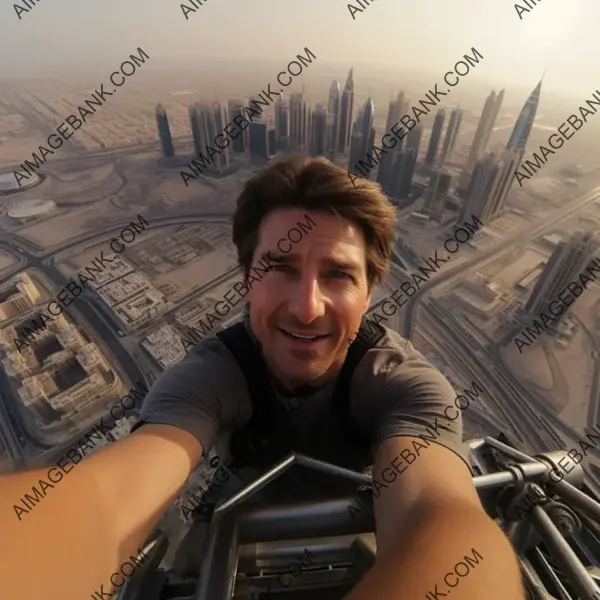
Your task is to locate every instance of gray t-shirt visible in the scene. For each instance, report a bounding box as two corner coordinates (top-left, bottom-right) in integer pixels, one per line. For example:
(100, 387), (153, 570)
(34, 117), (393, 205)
(134, 321), (470, 488)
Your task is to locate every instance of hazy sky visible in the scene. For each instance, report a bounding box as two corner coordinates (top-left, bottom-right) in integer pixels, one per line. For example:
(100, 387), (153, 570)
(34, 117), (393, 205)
(0, 0), (596, 98)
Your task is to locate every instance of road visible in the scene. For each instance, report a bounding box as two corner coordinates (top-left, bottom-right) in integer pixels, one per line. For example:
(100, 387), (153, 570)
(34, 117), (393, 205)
(0, 133), (192, 176)
(396, 182), (600, 469)
(0, 207), (245, 457)
(403, 184), (600, 338)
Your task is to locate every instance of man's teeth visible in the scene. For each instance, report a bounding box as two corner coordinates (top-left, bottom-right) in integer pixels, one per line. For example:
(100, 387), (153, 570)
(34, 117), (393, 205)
(285, 330), (319, 340)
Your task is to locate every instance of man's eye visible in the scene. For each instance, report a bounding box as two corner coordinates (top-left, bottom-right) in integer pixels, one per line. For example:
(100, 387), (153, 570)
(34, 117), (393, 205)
(329, 270), (352, 280)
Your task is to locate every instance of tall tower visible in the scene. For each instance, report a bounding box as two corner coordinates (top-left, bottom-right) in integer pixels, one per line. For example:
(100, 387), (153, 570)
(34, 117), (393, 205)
(506, 79), (543, 152)
(189, 104), (204, 158)
(392, 124), (423, 199)
(274, 94), (289, 152)
(488, 89), (505, 148)
(360, 98), (375, 158)
(484, 147), (522, 220)
(337, 68), (355, 154)
(206, 102), (230, 171)
(459, 148), (520, 225)
(305, 105), (313, 153)
(439, 108), (463, 164)
(425, 167), (453, 214)
(406, 122), (423, 153)
(188, 103), (230, 173)
(327, 80), (341, 158)
(459, 153), (500, 225)
(378, 91), (408, 192)
(525, 231), (599, 318)
(227, 100), (247, 153)
(347, 107), (365, 175)
(311, 104), (329, 157)
(385, 91), (407, 132)
(425, 109), (446, 165)
(289, 92), (307, 151)
(459, 90), (505, 191)
(249, 122), (269, 162)
(155, 104), (175, 158)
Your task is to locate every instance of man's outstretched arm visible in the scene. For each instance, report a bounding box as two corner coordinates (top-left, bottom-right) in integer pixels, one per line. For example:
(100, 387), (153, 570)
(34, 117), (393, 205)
(1, 424), (202, 600)
(346, 437), (526, 600)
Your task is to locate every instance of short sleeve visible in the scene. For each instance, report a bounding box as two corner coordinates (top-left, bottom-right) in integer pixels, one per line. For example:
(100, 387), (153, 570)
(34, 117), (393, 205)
(132, 340), (251, 453)
(351, 334), (471, 469)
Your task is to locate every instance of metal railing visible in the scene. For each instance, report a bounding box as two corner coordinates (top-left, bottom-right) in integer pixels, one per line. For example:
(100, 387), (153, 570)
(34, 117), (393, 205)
(118, 436), (600, 600)
(191, 437), (600, 600)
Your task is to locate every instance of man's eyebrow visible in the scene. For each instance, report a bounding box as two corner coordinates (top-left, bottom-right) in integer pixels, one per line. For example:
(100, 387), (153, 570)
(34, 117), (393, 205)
(260, 252), (297, 264)
(258, 252), (362, 272)
(323, 258), (362, 272)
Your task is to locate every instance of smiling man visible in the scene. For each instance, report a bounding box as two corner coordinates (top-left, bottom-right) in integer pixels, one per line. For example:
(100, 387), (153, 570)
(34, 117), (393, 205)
(0, 156), (525, 600)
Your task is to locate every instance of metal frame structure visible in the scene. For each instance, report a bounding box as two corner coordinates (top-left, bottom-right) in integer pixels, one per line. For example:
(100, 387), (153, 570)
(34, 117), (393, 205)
(120, 436), (600, 600)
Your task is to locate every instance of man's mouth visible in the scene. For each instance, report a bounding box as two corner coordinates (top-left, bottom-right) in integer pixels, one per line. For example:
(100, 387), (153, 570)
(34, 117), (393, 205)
(279, 328), (330, 343)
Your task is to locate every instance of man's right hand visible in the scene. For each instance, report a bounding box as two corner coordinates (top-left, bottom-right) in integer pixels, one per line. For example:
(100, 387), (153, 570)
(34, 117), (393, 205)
(1, 423), (202, 600)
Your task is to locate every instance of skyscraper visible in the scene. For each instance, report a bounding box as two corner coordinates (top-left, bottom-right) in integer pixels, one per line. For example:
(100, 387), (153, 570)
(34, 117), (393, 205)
(484, 147), (521, 220)
(525, 231), (599, 319)
(155, 104), (175, 158)
(384, 91), (407, 132)
(337, 68), (355, 154)
(488, 89), (505, 147)
(406, 122), (423, 153)
(306, 106), (313, 154)
(189, 104), (204, 158)
(227, 100), (247, 153)
(311, 104), (329, 157)
(439, 108), (463, 164)
(458, 89), (505, 191)
(391, 124), (423, 199)
(459, 153), (499, 224)
(188, 102), (230, 173)
(289, 92), (308, 151)
(327, 80), (341, 158)
(425, 109), (446, 165)
(507, 79), (543, 152)
(424, 167), (453, 214)
(378, 91), (407, 193)
(459, 147), (521, 225)
(274, 94), (289, 152)
(477, 81), (543, 207)
(268, 127), (276, 156)
(249, 121), (269, 162)
(361, 98), (375, 155)
(347, 115), (365, 176)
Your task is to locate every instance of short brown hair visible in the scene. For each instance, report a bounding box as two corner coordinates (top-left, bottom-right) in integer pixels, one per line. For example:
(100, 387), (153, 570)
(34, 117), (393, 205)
(232, 155), (397, 289)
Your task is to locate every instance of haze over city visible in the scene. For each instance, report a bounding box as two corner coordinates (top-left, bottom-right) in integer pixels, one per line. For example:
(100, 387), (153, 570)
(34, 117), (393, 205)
(2, 1), (600, 591)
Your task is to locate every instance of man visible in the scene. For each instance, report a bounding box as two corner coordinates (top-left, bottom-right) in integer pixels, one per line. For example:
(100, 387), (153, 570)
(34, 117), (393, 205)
(1, 156), (525, 600)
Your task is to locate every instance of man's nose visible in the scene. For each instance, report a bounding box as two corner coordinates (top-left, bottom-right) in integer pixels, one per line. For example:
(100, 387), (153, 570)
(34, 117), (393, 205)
(287, 275), (326, 323)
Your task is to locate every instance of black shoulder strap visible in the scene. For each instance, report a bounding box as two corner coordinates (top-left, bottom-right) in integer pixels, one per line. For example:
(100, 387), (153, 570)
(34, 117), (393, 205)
(333, 317), (386, 431)
(216, 321), (279, 440)
(216, 322), (287, 466)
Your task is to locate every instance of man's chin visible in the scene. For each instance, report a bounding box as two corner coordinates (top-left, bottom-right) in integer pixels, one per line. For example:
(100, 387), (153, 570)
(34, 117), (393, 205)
(283, 358), (338, 384)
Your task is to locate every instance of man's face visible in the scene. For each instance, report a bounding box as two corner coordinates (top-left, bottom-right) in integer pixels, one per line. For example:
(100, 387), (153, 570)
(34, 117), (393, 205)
(245, 208), (372, 390)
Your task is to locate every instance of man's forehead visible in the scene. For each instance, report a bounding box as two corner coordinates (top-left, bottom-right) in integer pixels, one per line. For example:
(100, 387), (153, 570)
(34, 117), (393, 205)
(256, 209), (364, 248)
